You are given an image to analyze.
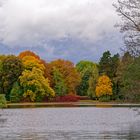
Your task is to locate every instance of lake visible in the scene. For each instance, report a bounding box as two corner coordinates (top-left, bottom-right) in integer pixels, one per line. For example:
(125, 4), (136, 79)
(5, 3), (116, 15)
(0, 107), (140, 140)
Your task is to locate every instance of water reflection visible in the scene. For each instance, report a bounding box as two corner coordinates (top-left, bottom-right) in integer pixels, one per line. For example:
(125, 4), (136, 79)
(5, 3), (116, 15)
(0, 107), (140, 140)
(132, 108), (140, 116)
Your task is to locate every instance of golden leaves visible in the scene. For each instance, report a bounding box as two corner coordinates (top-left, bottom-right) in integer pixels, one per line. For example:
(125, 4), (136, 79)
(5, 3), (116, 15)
(96, 75), (113, 97)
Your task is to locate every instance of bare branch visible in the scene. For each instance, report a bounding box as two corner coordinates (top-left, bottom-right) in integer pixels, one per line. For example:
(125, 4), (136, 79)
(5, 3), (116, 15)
(114, 0), (140, 56)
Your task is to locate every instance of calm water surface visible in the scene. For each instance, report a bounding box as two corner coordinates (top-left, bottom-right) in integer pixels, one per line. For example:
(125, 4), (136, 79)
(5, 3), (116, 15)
(0, 107), (140, 140)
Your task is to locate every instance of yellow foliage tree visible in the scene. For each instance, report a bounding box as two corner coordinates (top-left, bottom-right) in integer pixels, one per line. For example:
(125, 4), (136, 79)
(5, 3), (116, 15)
(22, 56), (45, 71)
(96, 75), (113, 98)
(19, 67), (55, 102)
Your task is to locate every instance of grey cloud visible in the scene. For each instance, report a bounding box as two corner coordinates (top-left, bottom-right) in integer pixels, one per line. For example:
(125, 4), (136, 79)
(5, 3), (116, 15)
(0, 0), (119, 46)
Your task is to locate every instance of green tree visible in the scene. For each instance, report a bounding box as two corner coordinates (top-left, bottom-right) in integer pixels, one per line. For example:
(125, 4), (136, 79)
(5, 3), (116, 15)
(99, 51), (120, 79)
(52, 68), (68, 96)
(99, 51), (111, 76)
(111, 54), (120, 99)
(0, 55), (6, 94)
(115, 52), (134, 99)
(10, 82), (23, 103)
(87, 65), (99, 99)
(1, 55), (23, 100)
(122, 56), (140, 101)
(111, 54), (120, 78)
(76, 61), (98, 96)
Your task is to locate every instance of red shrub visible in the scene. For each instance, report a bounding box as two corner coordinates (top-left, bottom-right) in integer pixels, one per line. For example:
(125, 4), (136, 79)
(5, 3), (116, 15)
(54, 95), (80, 102)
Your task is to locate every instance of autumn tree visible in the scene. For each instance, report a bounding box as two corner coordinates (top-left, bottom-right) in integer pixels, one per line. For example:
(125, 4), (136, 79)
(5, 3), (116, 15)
(49, 59), (81, 94)
(18, 51), (56, 102)
(22, 56), (45, 71)
(114, 0), (140, 56)
(18, 50), (40, 60)
(0, 55), (6, 72)
(41, 60), (53, 85)
(19, 67), (55, 102)
(19, 51), (52, 81)
(96, 75), (113, 101)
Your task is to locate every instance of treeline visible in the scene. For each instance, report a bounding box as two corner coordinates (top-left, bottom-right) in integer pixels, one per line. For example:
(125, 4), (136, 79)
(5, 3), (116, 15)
(0, 50), (139, 103)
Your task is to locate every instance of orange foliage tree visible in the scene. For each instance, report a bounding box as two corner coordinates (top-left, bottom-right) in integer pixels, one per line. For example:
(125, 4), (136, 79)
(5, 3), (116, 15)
(48, 59), (81, 94)
(18, 50), (40, 60)
(22, 56), (45, 71)
(19, 51), (51, 78)
(41, 60), (53, 84)
(96, 75), (113, 98)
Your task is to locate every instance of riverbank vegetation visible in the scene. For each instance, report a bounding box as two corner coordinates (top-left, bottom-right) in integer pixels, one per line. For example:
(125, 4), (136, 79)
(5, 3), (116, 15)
(0, 50), (139, 103)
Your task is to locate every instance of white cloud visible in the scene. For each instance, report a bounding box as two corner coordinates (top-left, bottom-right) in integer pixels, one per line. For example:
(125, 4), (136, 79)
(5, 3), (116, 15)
(0, 0), (119, 46)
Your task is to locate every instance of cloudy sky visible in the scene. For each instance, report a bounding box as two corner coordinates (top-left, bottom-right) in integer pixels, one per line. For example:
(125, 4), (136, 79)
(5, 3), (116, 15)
(0, 0), (123, 63)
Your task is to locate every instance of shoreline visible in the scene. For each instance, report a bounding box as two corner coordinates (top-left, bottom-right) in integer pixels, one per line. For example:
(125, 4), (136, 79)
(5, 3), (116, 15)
(5, 100), (140, 108)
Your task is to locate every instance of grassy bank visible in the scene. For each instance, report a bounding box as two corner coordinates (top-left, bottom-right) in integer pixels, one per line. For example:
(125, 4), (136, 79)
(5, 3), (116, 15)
(4, 100), (140, 109)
